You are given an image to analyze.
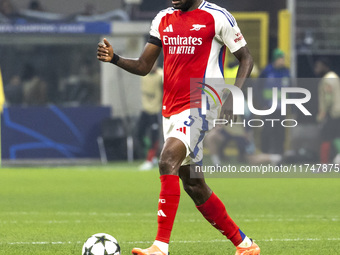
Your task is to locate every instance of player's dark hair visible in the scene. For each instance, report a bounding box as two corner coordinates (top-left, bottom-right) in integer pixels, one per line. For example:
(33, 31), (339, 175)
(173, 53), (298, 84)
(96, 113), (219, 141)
(29, 0), (42, 11)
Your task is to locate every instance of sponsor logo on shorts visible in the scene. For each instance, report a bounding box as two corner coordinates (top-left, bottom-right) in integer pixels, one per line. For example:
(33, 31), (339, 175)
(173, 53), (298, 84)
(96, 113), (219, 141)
(176, 126), (187, 135)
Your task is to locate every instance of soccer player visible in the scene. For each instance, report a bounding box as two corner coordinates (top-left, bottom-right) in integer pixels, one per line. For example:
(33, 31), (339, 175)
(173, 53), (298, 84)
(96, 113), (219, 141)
(314, 58), (340, 164)
(258, 48), (290, 155)
(97, 0), (260, 254)
(138, 62), (163, 171)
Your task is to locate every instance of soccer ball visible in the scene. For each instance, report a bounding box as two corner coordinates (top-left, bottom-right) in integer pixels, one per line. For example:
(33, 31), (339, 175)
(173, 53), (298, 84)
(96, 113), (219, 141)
(82, 233), (120, 255)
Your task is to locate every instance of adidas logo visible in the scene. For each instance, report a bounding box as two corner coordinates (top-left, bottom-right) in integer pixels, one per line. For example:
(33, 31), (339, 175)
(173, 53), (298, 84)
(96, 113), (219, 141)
(158, 210), (167, 217)
(211, 221), (224, 233)
(163, 24), (173, 33)
(176, 127), (187, 135)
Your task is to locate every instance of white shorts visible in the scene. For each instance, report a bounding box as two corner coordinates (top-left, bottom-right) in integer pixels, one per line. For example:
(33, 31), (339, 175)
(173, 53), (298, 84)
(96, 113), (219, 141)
(163, 107), (219, 166)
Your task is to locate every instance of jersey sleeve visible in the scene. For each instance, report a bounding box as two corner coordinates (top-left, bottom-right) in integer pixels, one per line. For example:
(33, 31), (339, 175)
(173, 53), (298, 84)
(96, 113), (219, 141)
(149, 9), (169, 47)
(150, 12), (162, 40)
(218, 11), (247, 53)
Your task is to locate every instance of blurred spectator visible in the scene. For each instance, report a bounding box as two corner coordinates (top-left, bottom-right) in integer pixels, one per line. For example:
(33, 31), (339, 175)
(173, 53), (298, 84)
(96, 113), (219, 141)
(138, 63), (163, 171)
(205, 101), (282, 166)
(139, 0), (168, 11)
(59, 61), (99, 105)
(205, 123), (250, 164)
(28, 0), (44, 11)
(258, 48), (290, 154)
(81, 3), (97, 16)
(206, 61), (282, 166)
(0, 0), (17, 22)
(132, 0), (168, 20)
(21, 64), (47, 105)
(4, 75), (23, 105)
(314, 58), (340, 164)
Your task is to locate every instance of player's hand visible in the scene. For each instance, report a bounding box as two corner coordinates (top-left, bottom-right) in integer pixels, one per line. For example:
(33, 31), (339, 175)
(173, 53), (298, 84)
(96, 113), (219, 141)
(219, 94), (237, 125)
(97, 38), (114, 62)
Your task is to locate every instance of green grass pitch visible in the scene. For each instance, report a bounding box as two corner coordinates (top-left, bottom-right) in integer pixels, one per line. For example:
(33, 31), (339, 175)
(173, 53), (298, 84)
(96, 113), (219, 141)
(0, 163), (339, 254)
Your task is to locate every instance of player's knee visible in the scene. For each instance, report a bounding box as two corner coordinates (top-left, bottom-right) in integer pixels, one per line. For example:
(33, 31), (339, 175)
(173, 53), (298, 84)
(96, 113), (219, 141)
(158, 156), (180, 175)
(182, 181), (203, 197)
(158, 145), (185, 175)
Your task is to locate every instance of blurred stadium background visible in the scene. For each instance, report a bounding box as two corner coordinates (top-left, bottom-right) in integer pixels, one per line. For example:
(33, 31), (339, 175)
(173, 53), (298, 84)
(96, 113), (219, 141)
(1, 1), (340, 255)
(0, 0), (340, 165)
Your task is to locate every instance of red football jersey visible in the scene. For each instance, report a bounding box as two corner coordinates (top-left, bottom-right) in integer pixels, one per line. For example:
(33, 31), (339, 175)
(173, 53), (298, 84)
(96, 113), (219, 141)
(149, 1), (247, 117)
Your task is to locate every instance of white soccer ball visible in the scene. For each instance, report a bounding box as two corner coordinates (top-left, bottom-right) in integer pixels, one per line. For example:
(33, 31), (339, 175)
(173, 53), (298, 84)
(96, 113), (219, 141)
(82, 233), (120, 255)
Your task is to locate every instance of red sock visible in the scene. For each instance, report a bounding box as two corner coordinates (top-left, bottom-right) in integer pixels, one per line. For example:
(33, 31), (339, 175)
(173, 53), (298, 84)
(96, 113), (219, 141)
(155, 175), (180, 243)
(146, 148), (156, 162)
(320, 142), (331, 163)
(146, 141), (159, 161)
(196, 192), (243, 246)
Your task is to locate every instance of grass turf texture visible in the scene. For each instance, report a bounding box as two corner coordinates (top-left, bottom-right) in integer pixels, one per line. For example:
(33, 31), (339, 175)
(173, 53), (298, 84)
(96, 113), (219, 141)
(0, 163), (339, 255)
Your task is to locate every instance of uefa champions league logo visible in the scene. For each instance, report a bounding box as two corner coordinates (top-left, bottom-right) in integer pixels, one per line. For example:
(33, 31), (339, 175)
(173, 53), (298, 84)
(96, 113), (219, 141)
(198, 80), (312, 128)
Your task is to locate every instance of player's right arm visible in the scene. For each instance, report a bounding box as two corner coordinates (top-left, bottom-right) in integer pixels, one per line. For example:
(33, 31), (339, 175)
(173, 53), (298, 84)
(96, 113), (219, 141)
(97, 38), (161, 76)
(97, 9), (169, 76)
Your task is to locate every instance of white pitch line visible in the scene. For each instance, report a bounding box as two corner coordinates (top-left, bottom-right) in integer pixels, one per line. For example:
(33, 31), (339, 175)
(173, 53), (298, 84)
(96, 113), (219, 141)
(0, 219), (340, 225)
(260, 238), (340, 242)
(0, 212), (138, 217)
(0, 217), (338, 225)
(1, 212), (339, 220)
(1, 238), (340, 246)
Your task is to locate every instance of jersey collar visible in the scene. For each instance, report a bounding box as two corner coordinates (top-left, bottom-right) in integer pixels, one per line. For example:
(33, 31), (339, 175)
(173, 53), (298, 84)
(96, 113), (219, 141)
(198, 0), (207, 9)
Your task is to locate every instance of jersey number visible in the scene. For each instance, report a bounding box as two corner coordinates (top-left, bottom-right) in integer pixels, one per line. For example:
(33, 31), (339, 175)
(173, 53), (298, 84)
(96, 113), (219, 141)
(184, 116), (195, 127)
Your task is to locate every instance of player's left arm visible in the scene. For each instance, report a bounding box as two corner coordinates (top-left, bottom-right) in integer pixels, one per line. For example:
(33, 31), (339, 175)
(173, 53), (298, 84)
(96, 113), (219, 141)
(219, 46), (253, 120)
(217, 10), (254, 121)
(233, 46), (254, 88)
